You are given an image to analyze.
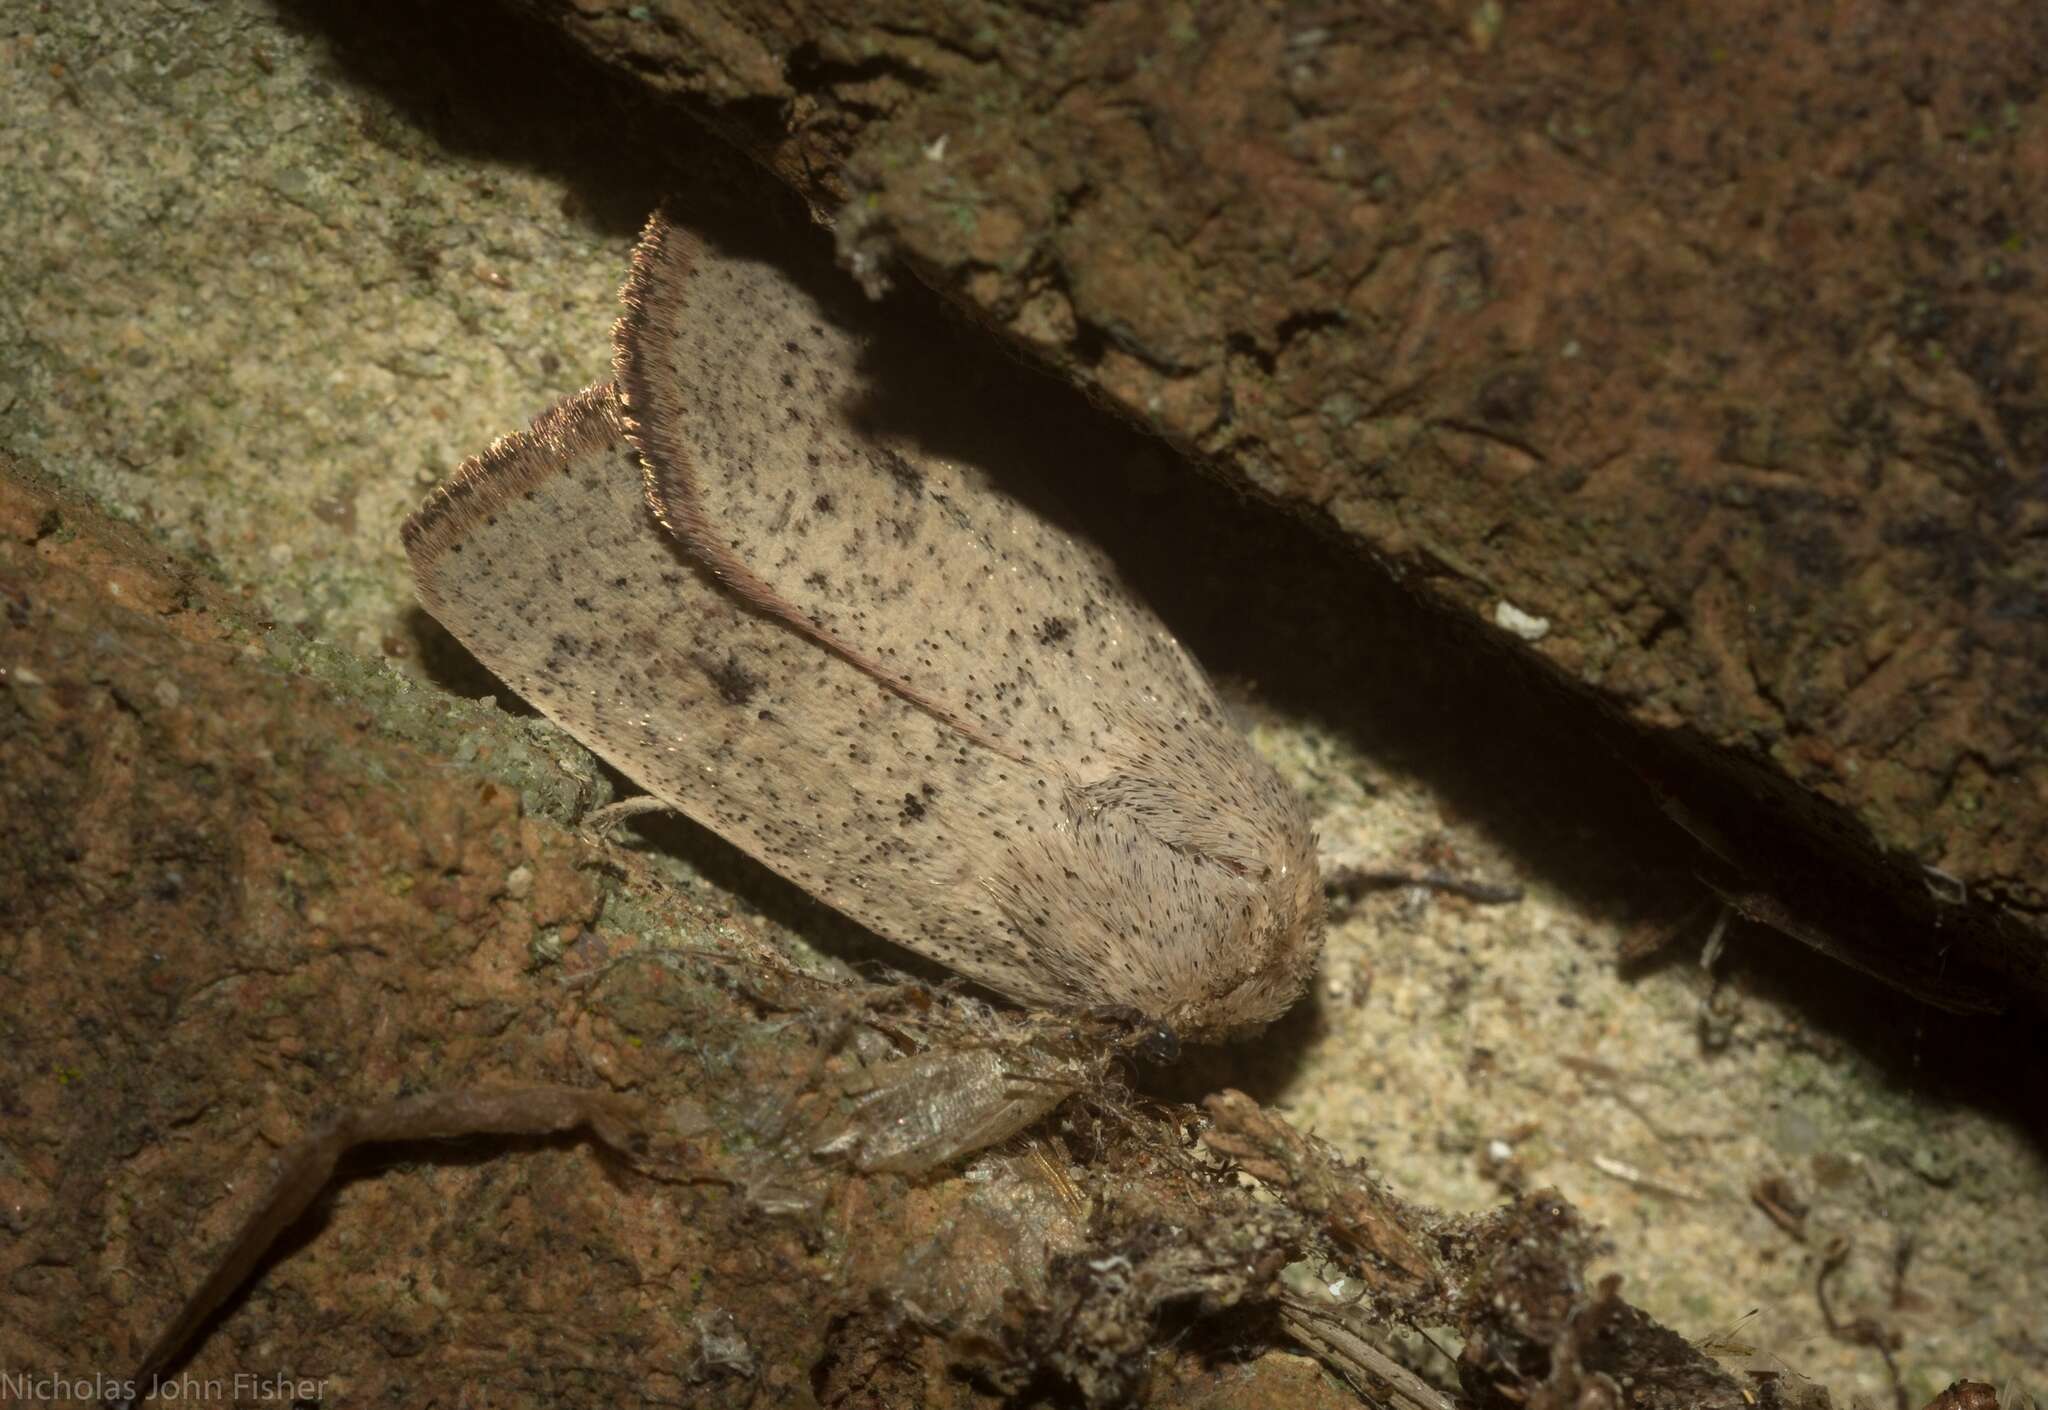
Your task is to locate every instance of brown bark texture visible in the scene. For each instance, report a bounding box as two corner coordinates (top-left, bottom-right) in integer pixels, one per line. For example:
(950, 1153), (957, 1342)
(512, 0), (2048, 1012)
(0, 454), (1828, 1407)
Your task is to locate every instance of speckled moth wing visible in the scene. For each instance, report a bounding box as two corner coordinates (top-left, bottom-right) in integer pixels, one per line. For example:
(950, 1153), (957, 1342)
(406, 388), (1041, 1001)
(611, 217), (1222, 773)
(609, 218), (1324, 1037)
(402, 387), (1314, 1032)
(614, 214), (1319, 919)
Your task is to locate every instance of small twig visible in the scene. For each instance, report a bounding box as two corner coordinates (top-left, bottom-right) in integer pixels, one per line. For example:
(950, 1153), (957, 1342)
(1750, 1175), (1808, 1242)
(1325, 863), (1523, 906)
(1888, 1230), (1917, 1309)
(1815, 1236), (1907, 1410)
(1278, 1296), (1462, 1410)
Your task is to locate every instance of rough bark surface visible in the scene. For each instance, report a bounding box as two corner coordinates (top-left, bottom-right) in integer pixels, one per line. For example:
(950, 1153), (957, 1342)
(512, 0), (2048, 1010)
(0, 454), (1821, 1408)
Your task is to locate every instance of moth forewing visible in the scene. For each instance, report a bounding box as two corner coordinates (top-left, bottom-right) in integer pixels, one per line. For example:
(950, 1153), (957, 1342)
(406, 385), (1071, 1004)
(609, 213), (1323, 1039)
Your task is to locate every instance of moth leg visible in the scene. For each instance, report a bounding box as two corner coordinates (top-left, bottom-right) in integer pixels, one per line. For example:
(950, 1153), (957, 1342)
(583, 794), (676, 838)
(1322, 860), (1524, 907)
(123, 1085), (648, 1405)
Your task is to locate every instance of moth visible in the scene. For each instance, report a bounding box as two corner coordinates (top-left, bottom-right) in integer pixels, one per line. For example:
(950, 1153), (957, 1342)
(404, 209), (1326, 1044)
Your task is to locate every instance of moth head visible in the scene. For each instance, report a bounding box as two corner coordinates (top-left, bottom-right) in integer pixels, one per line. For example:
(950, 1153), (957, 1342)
(1135, 1024), (1182, 1064)
(1169, 841), (1328, 1044)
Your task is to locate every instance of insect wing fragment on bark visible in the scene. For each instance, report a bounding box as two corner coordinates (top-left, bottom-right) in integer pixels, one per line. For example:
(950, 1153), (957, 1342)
(812, 1046), (1104, 1175)
(404, 217), (1323, 1040)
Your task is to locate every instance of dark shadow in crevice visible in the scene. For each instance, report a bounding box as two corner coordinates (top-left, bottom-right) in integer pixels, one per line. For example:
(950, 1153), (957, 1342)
(270, 0), (718, 246)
